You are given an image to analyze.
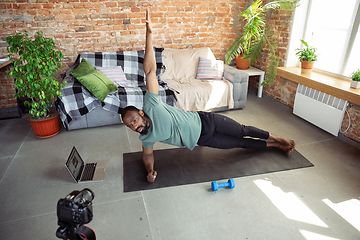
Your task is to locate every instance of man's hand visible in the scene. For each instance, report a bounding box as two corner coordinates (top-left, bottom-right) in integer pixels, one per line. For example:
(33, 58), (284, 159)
(143, 8), (158, 95)
(147, 170), (157, 183)
(142, 146), (157, 183)
(146, 8), (152, 34)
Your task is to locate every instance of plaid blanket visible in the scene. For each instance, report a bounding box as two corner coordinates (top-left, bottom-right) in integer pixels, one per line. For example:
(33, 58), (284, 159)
(56, 48), (176, 129)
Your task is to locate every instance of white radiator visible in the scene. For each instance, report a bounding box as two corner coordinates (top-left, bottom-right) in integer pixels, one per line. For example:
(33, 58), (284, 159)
(293, 84), (348, 136)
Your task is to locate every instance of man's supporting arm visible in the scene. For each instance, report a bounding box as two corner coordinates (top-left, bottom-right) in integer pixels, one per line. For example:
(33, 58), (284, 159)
(144, 9), (158, 95)
(142, 146), (157, 183)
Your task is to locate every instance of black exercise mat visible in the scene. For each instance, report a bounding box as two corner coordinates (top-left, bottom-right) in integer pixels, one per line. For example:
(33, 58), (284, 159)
(123, 146), (313, 192)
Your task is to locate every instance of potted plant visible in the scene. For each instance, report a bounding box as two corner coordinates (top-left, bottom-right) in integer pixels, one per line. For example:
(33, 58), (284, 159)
(295, 39), (318, 70)
(225, 0), (300, 84)
(6, 30), (65, 138)
(350, 69), (360, 89)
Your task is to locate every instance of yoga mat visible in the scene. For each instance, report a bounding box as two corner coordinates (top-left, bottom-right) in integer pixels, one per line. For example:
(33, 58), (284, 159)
(123, 146), (313, 192)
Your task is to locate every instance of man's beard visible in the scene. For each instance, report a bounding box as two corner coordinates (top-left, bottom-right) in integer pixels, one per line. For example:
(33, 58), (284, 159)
(137, 116), (149, 135)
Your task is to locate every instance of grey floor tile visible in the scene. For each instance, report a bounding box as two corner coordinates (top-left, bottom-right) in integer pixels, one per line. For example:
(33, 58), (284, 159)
(0, 212), (57, 240)
(88, 196), (152, 239)
(0, 124), (31, 157)
(0, 156), (13, 180)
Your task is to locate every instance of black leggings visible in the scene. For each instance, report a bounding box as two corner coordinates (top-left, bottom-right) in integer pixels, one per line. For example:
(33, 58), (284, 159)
(197, 111), (269, 149)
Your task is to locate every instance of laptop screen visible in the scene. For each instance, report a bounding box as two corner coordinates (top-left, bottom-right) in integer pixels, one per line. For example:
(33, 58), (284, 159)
(66, 147), (84, 181)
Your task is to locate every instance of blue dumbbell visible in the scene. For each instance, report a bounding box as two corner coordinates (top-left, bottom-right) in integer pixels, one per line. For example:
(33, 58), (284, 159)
(211, 179), (235, 191)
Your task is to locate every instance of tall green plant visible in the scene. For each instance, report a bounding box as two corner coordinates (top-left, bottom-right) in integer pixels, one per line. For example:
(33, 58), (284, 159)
(6, 30), (65, 118)
(226, 0), (300, 85)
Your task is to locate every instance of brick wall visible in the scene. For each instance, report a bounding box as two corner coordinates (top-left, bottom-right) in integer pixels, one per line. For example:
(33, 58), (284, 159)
(0, 0), (244, 109)
(341, 104), (360, 143)
(0, 0), (359, 144)
(0, 63), (16, 109)
(0, 0), (245, 66)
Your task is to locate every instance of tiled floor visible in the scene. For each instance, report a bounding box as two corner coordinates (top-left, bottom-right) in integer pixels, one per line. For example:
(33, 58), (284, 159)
(1, 89), (360, 240)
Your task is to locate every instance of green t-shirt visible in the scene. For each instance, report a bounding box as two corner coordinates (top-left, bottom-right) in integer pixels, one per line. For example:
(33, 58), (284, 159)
(139, 91), (202, 150)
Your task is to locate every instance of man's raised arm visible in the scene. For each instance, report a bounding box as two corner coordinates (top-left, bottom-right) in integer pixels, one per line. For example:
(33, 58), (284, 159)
(144, 9), (158, 95)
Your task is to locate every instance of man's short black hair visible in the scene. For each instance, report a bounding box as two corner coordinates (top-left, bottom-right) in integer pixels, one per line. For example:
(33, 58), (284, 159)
(120, 106), (139, 121)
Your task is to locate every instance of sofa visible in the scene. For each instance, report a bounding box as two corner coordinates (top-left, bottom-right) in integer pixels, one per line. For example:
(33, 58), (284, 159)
(56, 47), (249, 130)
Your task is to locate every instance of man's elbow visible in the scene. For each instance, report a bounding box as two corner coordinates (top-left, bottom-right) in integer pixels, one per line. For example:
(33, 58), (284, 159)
(144, 67), (156, 77)
(143, 152), (153, 158)
(142, 148), (154, 159)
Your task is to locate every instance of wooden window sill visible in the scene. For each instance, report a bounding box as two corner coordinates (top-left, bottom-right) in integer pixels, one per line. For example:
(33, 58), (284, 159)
(277, 67), (360, 106)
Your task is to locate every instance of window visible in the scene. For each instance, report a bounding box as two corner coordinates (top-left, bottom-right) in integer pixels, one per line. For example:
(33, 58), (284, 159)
(286, 0), (360, 78)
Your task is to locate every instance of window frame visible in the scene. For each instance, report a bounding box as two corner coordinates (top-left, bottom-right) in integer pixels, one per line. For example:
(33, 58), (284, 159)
(286, 0), (360, 80)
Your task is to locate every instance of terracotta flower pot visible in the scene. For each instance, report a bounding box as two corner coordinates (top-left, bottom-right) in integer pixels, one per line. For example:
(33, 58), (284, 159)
(301, 60), (315, 69)
(235, 55), (250, 70)
(27, 110), (60, 138)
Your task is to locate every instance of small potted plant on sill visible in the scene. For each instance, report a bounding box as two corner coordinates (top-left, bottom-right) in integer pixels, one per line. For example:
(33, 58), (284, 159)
(6, 30), (65, 138)
(350, 69), (360, 89)
(295, 39), (318, 71)
(225, 0), (300, 84)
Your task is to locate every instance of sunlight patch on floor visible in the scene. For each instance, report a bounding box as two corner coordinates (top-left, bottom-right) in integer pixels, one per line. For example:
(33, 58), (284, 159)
(254, 179), (328, 228)
(323, 198), (360, 231)
(299, 230), (340, 240)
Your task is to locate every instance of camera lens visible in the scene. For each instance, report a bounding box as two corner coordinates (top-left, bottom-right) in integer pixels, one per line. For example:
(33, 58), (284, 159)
(73, 188), (94, 206)
(81, 188), (95, 202)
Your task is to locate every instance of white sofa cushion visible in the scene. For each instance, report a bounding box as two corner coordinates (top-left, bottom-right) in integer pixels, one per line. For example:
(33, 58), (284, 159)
(161, 48), (233, 111)
(161, 47), (216, 83)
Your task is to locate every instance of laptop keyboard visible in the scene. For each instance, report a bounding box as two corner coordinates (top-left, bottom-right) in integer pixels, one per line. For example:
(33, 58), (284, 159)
(81, 163), (97, 181)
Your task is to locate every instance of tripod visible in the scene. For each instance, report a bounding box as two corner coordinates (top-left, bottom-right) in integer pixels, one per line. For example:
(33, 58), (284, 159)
(56, 222), (96, 240)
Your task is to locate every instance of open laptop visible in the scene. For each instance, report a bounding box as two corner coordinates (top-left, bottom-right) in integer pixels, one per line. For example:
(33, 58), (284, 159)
(65, 146), (107, 183)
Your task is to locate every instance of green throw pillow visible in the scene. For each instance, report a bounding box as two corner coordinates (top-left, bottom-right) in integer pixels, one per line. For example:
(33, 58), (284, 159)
(77, 70), (119, 102)
(70, 58), (95, 78)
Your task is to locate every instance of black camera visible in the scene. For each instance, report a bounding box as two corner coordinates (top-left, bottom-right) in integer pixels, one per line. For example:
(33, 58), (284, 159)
(56, 188), (96, 240)
(57, 188), (94, 226)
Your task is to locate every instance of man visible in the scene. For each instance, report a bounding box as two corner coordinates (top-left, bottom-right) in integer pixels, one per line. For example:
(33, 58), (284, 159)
(122, 9), (296, 183)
